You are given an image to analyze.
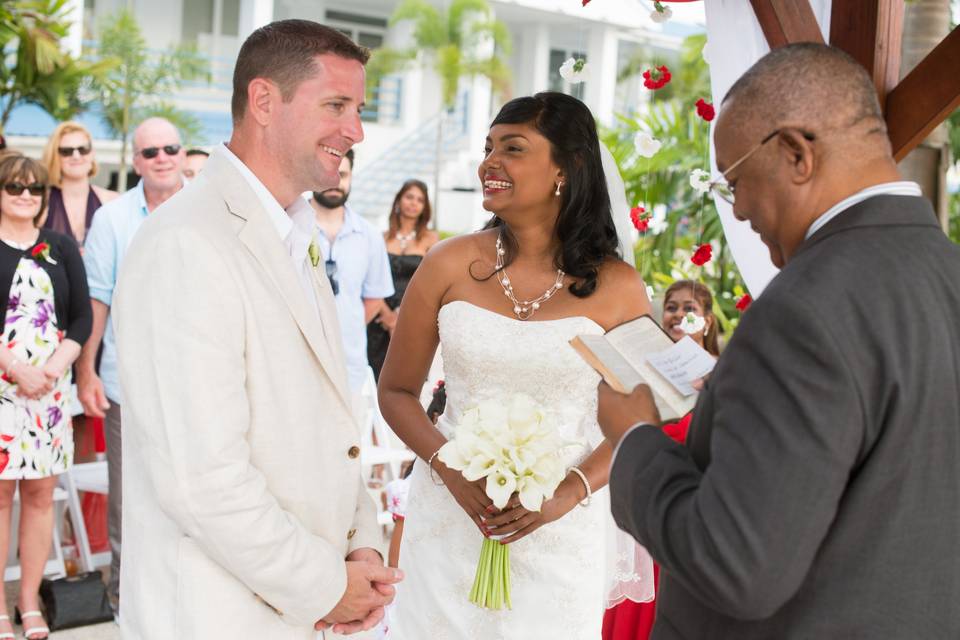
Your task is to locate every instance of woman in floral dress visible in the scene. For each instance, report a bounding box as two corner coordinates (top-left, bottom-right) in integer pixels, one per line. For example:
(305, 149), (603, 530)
(0, 154), (92, 640)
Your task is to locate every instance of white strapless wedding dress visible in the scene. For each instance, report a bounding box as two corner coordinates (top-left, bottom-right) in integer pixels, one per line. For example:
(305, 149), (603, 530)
(388, 300), (616, 639)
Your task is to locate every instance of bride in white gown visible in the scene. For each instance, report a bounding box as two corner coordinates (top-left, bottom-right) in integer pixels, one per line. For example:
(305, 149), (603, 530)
(378, 92), (653, 639)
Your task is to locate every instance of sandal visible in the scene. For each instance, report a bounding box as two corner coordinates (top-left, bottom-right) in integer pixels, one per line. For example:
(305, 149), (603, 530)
(13, 610), (47, 640)
(0, 614), (14, 640)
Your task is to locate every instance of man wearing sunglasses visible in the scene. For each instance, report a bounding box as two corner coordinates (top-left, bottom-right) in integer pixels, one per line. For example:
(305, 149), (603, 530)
(76, 116), (186, 613)
(599, 43), (960, 638)
(111, 20), (400, 639)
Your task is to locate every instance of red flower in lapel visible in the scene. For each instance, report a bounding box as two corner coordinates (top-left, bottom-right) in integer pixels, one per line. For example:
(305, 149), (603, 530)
(735, 294), (753, 312)
(30, 242), (57, 265)
(691, 243), (713, 266)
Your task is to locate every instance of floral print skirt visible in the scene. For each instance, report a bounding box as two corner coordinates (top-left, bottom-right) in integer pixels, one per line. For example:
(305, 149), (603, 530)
(0, 258), (73, 479)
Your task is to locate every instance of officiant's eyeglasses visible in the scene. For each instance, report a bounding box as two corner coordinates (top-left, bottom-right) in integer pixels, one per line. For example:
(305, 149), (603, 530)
(325, 259), (339, 296)
(708, 128), (816, 205)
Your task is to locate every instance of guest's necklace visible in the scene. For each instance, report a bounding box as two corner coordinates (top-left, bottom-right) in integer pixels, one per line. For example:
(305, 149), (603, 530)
(395, 230), (416, 253)
(495, 233), (564, 321)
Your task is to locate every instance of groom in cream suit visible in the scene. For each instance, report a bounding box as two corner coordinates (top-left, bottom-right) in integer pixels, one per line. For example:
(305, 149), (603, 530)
(113, 21), (402, 638)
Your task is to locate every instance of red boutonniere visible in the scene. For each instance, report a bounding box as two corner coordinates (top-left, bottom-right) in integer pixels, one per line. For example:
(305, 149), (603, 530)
(30, 242), (57, 265)
(695, 98), (715, 122)
(643, 65), (672, 90)
(630, 206), (650, 232)
(691, 243), (712, 266)
(582, 0), (591, 5)
(735, 293), (753, 311)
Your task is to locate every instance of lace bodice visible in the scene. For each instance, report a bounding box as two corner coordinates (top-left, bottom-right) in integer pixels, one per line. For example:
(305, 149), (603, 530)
(436, 300), (606, 452)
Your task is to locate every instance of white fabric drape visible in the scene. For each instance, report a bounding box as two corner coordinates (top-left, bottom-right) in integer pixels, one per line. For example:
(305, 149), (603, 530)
(703, 0), (833, 296)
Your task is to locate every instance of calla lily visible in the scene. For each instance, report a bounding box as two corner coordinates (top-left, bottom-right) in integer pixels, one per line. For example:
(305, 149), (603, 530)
(487, 467), (518, 509)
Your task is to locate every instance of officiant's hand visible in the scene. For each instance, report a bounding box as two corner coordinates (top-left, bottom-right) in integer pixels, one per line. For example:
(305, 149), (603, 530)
(437, 462), (494, 535)
(597, 382), (660, 447)
(315, 559), (403, 634)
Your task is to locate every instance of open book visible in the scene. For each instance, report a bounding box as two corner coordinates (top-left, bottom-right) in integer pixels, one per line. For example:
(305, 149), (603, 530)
(570, 315), (715, 421)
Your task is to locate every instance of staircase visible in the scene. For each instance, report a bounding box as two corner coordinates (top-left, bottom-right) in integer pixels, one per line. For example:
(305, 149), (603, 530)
(350, 92), (474, 230)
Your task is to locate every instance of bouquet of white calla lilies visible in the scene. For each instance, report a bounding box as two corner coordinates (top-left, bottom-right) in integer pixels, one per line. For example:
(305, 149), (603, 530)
(437, 393), (577, 609)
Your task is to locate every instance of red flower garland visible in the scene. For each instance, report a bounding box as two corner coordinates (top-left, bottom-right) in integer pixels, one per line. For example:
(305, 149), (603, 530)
(643, 65), (671, 90)
(691, 243), (712, 266)
(735, 294), (753, 312)
(630, 206), (650, 232)
(695, 98), (715, 122)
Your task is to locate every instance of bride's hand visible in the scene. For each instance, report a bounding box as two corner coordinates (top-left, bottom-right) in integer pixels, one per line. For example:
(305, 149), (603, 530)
(482, 478), (583, 544)
(436, 463), (493, 535)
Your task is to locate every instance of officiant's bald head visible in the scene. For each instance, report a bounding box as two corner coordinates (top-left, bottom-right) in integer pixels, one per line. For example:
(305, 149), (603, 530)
(714, 43), (901, 268)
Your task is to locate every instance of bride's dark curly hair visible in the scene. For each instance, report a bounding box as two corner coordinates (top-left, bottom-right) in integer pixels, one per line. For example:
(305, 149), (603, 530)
(482, 92), (620, 298)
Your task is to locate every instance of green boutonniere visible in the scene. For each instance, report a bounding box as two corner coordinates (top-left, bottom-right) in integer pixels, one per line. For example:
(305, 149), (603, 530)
(308, 240), (320, 267)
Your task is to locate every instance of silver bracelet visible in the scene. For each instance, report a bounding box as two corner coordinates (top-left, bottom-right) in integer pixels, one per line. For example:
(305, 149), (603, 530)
(427, 448), (444, 486)
(568, 466), (592, 507)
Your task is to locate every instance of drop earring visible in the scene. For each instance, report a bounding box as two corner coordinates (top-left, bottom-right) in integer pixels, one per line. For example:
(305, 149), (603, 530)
(555, 181), (563, 196)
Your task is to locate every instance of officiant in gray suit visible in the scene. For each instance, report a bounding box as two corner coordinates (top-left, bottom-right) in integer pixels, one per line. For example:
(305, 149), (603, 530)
(598, 43), (960, 639)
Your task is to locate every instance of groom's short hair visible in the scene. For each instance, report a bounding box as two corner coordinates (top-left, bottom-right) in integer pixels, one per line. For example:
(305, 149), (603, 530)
(232, 19), (370, 124)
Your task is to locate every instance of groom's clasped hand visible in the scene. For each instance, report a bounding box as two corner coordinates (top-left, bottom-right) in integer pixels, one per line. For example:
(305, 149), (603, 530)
(314, 548), (404, 635)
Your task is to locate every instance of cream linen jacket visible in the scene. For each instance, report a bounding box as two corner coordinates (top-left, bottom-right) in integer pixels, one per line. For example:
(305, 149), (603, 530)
(114, 149), (379, 638)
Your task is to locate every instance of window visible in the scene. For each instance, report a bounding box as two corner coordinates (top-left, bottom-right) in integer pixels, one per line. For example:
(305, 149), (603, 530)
(548, 48), (586, 100)
(325, 10), (393, 123)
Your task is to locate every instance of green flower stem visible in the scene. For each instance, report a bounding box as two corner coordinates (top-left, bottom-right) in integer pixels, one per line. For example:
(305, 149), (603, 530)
(469, 538), (512, 610)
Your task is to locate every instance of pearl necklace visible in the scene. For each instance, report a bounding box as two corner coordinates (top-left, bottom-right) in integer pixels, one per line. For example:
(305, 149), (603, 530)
(395, 230), (416, 252)
(495, 234), (564, 320)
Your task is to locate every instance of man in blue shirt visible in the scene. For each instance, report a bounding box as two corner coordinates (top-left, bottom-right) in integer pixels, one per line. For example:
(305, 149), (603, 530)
(77, 117), (186, 611)
(310, 149), (393, 392)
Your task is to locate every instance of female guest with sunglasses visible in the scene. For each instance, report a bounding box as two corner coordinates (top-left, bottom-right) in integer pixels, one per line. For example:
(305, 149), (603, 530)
(0, 154), (92, 640)
(41, 122), (118, 246)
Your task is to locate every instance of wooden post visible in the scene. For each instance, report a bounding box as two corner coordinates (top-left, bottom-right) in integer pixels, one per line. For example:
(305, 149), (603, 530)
(748, 0), (824, 49)
(885, 26), (960, 161)
(829, 0), (905, 106)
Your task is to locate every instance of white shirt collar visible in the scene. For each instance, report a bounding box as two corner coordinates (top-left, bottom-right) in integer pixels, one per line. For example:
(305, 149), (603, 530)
(219, 142), (295, 242)
(804, 181), (922, 240)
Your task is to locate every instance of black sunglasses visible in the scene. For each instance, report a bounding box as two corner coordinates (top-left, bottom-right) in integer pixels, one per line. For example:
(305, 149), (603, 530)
(57, 145), (92, 157)
(139, 144), (182, 159)
(325, 259), (339, 296)
(3, 182), (45, 197)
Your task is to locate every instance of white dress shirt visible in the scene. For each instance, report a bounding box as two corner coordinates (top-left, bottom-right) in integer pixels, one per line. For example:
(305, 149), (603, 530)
(219, 143), (321, 315)
(804, 181), (922, 240)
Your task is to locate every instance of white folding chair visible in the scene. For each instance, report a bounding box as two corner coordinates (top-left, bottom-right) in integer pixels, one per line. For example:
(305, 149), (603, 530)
(358, 367), (415, 483)
(59, 461), (110, 573)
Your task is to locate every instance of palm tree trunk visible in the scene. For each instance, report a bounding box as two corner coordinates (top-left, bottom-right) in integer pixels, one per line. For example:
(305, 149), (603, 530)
(897, 0), (952, 231)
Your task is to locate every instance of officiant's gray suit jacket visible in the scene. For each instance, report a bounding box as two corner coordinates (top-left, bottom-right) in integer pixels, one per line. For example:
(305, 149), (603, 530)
(611, 195), (960, 639)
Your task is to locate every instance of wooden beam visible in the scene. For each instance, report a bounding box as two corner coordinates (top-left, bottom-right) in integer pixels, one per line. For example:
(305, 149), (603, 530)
(886, 26), (960, 161)
(749, 0), (824, 49)
(829, 0), (905, 106)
